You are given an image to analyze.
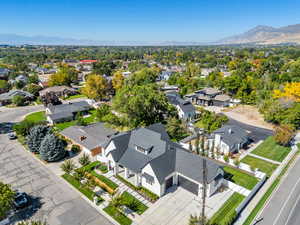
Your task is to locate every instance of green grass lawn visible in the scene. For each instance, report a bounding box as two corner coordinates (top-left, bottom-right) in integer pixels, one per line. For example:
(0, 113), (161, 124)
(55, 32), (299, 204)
(241, 155), (278, 177)
(54, 109), (97, 131)
(251, 136), (291, 162)
(64, 94), (86, 100)
(210, 192), (245, 225)
(224, 166), (259, 190)
(121, 191), (148, 215)
(24, 111), (46, 122)
(62, 173), (94, 200)
(103, 205), (132, 225)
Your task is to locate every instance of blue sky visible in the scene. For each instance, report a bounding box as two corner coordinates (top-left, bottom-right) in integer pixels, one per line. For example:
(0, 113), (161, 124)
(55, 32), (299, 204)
(1, 0), (300, 42)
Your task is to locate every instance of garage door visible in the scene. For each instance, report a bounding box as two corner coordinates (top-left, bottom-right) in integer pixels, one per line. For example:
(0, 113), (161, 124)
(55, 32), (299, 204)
(165, 176), (173, 191)
(178, 175), (199, 195)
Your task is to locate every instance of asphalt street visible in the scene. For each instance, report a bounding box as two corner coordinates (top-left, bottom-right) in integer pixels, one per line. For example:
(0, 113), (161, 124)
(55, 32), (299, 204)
(254, 155), (300, 225)
(0, 105), (112, 225)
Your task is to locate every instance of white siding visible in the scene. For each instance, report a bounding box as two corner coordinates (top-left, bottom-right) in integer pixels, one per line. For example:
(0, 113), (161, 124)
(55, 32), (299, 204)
(104, 141), (116, 157)
(141, 164), (163, 197)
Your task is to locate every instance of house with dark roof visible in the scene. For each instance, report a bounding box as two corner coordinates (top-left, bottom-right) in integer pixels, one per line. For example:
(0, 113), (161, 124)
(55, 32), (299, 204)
(60, 122), (117, 158)
(185, 87), (232, 107)
(0, 90), (34, 105)
(0, 68), (10, 79)
(213, 125), (249, 155)
(46, 100), (92, 124)
(98, 123), (224, 197)
(39, 85), (77, 98)
(166, 92), (196, 121)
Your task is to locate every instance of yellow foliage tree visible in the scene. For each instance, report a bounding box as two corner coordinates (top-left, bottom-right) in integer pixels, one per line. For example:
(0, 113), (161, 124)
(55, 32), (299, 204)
(81, 74), (108, 100)
(112, 71), (124, 90)
(273, 82), (300, 102)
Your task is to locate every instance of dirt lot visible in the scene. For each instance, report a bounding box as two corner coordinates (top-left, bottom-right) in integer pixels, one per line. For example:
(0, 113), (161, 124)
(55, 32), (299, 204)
(222, 105), (274, 130)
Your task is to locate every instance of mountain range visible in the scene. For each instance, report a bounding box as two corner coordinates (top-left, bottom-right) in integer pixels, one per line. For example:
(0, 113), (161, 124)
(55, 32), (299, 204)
(1, 23), (300, 46)
(218, 24), (300, 45)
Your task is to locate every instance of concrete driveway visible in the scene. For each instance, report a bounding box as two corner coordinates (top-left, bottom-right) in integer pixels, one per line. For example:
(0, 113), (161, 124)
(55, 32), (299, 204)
(134, 186), (233, 225)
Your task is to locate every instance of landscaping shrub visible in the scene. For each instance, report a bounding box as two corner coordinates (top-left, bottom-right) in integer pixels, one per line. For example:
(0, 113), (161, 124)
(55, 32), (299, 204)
(39, 133), (66, 162)
(71, 144), (81, 153)
(27, 125), (52, 153)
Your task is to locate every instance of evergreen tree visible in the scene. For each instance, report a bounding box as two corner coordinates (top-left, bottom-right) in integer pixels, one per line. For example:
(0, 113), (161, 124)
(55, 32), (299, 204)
(27, 125), (51, 153)
(39, 134), (66, 162)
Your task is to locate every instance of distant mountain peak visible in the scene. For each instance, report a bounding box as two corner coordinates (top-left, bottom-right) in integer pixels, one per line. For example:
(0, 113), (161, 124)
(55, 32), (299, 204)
(218, 23), (300, 45)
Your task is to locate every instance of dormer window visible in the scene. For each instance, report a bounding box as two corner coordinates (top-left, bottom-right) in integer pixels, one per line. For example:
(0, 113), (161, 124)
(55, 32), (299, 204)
(135, 145), (153, 155)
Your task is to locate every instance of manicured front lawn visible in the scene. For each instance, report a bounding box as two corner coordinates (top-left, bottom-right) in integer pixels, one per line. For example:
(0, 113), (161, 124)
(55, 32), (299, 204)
(24, 111), (46, 122)
(91, 171), (118, 190)
(210, 192), (244, 225)
(121, 191), (148, 215)
(64, 94), (86, 100)
(241, 155), (278, 177)
(103, 205), (132, 225)
(62, 173), (94, 200)
(251, 136), (291, 162)
(54, 121), (77, 131)
(224, 166), (259, 190)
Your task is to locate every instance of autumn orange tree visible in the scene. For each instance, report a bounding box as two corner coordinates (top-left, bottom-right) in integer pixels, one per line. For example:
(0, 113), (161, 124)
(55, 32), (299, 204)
(274, 124), (295, 146)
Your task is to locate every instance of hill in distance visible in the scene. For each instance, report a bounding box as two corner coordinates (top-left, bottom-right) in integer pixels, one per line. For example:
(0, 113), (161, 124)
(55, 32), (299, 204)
(218, 24), (300, 45)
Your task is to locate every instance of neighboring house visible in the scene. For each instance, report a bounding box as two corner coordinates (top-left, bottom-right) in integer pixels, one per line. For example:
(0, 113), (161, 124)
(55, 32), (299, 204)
(201, 68), (215, 77)
(39, 86), (77, 98)
(46, 100), (92, 124)
(213, 125), (249, 155)
(98, 123), (224, 197)
(166, 92), (196, 121)
(161, 85), (179, 93)
(0, 68), (10, 79)
(157, 71), (173, 81)
(185, 87), (232, 107)
(0, 90), (34, 105)
(61, 122), (117, 158)
(15, 75), (29, 84)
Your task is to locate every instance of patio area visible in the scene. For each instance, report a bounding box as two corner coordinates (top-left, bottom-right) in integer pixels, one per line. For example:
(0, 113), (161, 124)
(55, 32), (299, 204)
(134, 186), (234, 225)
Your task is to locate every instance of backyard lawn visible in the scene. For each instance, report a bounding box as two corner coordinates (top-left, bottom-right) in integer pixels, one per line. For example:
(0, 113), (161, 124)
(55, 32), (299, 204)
(251, 136), (291, 162)
(210, 192), (244, 225)
(241, 155), (278, 177)
(224, 166), (259, 190)
(24, 111), (46, 122)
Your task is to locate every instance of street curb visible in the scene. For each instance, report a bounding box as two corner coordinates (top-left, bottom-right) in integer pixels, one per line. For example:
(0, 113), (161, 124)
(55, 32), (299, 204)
(16, 140), (119, 225)
(60, 177), (119, 225)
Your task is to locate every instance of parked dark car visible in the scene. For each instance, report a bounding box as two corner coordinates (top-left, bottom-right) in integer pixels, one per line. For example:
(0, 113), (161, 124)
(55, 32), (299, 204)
(7, 132), (17, 140)
(13, 192), (30, 209)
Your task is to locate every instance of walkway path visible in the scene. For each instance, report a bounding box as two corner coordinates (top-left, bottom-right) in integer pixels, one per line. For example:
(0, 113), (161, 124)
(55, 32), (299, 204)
(105, 171), (152, 207)
(248, 153), (281, 165)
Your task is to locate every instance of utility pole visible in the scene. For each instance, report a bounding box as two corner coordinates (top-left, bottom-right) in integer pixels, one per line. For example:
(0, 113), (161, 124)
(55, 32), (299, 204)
(201, 158), (207, 225)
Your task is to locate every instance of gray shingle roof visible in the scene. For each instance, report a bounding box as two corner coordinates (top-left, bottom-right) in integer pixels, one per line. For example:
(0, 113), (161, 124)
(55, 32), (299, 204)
(111, 123), (222, 184)
(166, 93), (195, 114)
(213, 125), (249, 152)
(0, 90), (33, 101)
(60, 122), (117, 150)
(39, 85), (77, 96)
(47, 101), (91, 114)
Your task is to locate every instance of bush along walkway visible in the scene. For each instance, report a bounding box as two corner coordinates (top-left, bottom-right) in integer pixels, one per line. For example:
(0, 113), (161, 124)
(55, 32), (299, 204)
(105, 171), (153, 208)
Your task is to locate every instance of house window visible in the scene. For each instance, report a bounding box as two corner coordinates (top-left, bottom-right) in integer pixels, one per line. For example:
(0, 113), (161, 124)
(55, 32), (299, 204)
(143, 173), (154, 185)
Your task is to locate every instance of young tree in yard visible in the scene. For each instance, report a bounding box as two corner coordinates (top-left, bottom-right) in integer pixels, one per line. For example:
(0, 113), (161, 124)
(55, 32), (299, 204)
(78, 153), (91, 166)
(112, 71), (125, 90)
(27, 125), (52, 153)
(274, 124), (295, 146)
(0, 182), (15, 220)
(81, 74), (108, 100)
(39, 133), (66, 162)
(95, 104), (111, 122)
(25, 83), (42, 96)
(112, 84), (172, 128)
(60, 159), (76, 174)
(12, 95), (25, 106)
(13, 120), (43, 136)
(166, 117), (189, 142)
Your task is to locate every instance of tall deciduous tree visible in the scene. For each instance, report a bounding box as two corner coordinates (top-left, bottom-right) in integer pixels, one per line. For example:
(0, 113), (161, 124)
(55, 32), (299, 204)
(0, 182), (15, 220)
(81, 74), (108, 100)
(112, 84), (171, 128)
(112, 71), (125, 90)
(49, 65), (78, 86)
